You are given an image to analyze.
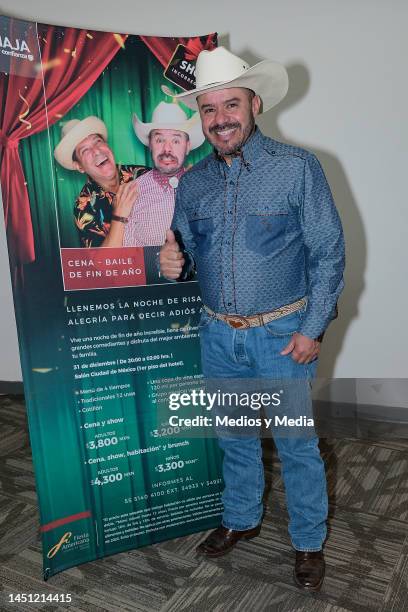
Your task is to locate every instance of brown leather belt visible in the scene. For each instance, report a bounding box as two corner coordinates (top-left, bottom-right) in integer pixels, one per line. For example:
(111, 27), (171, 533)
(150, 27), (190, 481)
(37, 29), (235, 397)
(203, 298), (307, 329)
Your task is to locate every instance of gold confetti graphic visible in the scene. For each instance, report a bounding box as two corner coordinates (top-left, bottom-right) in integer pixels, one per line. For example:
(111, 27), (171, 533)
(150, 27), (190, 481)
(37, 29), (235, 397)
(86, 32), (94, 39)
(161, 84), (177, 98)
(160, 84), (181, 104)
(113, 33), (126, 49)
(32, 368), (53, 374)
(18, 91), (32, 130)
(180, 318), (192, 334)
(36, 58), (62, 72)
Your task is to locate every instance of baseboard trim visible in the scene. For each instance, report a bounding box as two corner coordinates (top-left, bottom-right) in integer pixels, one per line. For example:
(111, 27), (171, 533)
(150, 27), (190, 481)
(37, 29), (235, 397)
(0, 381), (24, 394)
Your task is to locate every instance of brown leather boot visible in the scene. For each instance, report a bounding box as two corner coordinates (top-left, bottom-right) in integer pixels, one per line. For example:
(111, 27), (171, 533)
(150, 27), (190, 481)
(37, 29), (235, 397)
(293, 550), (325, 592)
(196, 525), (261, 558)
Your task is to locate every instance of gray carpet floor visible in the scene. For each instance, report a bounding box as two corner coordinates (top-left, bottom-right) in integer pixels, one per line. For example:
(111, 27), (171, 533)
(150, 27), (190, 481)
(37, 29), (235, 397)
(0, 394), (407, 611)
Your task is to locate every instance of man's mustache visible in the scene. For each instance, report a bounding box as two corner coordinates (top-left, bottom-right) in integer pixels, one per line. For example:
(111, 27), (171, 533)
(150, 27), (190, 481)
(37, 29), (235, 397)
(158, 154), (178, 162)
(209, 122), (240, 134)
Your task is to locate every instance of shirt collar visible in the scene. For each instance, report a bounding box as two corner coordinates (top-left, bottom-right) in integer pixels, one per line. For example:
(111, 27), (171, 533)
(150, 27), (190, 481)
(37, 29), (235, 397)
(151, 167), (185, 189)
(87, 164), (127, 196)
(240, 126), (264, 165)
(211, 126), (265, 173)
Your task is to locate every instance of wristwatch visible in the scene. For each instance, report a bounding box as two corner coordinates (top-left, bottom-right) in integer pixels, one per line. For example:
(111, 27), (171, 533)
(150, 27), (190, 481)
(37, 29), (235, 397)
(111, 214), (128, 224)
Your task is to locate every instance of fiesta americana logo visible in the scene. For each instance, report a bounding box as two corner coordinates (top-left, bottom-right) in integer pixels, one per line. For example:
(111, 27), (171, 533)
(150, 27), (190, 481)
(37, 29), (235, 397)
(47, 532), (72, 559)
(0, 35), (34, 61)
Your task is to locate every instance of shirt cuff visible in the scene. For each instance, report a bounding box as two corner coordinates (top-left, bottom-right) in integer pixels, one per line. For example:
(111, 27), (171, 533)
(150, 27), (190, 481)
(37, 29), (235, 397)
(179, 250), (196, 281)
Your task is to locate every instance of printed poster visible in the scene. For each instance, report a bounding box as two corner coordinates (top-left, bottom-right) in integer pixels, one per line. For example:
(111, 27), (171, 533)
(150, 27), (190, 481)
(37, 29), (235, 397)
(0, 14), (223, 578)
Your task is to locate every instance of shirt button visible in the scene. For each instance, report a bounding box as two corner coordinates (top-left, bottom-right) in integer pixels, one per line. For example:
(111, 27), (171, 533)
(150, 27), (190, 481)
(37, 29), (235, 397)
(227, 302), (232, 306)
(229, 180), (234, 186)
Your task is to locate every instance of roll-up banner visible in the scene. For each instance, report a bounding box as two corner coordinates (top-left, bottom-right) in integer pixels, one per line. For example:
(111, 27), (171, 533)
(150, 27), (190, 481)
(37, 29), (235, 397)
(0, 14), (223, 578)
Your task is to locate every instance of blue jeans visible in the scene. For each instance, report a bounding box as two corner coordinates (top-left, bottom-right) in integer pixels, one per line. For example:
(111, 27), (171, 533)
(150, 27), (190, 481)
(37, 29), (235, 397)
(199, 306), (328, 552)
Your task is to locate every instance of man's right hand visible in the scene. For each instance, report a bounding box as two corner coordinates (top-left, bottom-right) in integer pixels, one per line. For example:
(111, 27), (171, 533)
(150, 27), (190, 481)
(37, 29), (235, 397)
(160, 230), (185, 280)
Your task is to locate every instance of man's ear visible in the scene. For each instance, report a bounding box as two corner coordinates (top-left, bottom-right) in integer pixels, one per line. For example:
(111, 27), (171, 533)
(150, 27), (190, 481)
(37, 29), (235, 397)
(73, 161), (85, 174)
(186, 137), (191, 156)
(252, 94), (261, 117)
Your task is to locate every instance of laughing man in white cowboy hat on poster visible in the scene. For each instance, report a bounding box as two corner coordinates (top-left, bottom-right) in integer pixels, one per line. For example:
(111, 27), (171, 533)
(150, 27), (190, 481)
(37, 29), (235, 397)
(54, 117), (148, 248)
(160, 46), (345, 592)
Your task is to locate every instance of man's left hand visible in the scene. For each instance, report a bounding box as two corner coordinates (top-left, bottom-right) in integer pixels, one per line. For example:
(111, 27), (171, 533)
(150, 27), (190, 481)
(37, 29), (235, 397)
(280, 333), (320, 364)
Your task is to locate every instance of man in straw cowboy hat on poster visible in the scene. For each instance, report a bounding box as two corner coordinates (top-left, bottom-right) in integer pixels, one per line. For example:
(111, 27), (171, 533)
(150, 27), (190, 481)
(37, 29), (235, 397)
(54, 116), (148, 248)
(160, 46), (345, 591)
(116, 100), (204, 248)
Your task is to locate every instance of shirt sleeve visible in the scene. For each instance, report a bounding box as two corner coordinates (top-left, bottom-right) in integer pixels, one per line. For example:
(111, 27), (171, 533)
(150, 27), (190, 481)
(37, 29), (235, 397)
(170, 178), (197, 281)
(298, 153), (345, 339)
(73, 191), (105, 248)
(132, 165), (151, 179)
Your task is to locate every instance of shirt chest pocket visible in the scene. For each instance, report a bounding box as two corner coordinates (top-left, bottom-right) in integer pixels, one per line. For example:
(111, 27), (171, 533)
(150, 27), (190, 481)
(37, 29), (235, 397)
(245, 204), (291, 256)
(185, 208), (214, 252)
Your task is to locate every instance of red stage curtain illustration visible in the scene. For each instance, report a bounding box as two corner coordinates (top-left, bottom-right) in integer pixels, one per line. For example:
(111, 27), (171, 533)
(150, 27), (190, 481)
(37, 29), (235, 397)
(0, 23), (127, 264)
(140, 34), (216, 68)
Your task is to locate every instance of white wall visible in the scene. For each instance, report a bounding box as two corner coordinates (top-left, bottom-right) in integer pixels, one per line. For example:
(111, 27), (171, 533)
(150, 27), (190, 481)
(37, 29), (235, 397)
(1, 1), (407, 391)
(0, 193), (21, 380)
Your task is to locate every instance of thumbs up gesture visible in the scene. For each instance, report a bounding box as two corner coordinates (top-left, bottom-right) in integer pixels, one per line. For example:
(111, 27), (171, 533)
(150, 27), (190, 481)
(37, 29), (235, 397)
(159, 230), (185, 280)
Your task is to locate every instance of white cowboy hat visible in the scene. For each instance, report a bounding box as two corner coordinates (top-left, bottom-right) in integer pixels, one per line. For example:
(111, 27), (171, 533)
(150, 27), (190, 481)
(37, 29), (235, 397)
(132, 101), (204, 149)
(54, 116), (108, 170)
(174, 46), (289, 112)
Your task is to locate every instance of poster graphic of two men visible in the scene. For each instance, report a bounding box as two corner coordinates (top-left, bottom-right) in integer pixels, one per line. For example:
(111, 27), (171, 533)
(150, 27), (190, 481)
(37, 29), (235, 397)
(54, 102), (204, 250)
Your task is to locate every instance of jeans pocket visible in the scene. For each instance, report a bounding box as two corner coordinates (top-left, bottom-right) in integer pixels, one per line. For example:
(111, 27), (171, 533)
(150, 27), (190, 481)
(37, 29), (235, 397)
(263, 310), (301, 337)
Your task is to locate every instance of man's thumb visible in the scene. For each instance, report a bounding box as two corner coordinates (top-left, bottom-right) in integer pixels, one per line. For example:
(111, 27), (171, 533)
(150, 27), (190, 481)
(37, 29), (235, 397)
(280, 337), (295, 356)
(165, 229), (177, 244)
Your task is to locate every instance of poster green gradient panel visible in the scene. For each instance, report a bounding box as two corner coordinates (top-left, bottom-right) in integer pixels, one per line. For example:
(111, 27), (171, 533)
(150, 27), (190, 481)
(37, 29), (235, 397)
(0, 15), (222, 578)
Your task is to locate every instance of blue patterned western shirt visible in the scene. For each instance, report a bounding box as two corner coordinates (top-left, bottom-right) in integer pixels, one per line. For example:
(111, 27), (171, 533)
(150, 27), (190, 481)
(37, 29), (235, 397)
(171, 127), (345, 339)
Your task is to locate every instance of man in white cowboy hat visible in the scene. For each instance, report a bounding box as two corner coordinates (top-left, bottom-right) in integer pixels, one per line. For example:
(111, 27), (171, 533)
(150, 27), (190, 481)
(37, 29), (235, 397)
(54, 116), (147, 248)
(103, 101), (204, 248)
(160, 47), (345, 591)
